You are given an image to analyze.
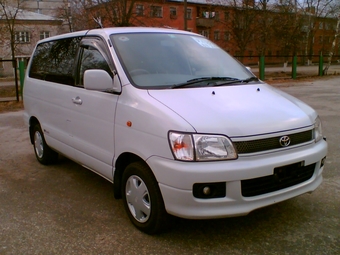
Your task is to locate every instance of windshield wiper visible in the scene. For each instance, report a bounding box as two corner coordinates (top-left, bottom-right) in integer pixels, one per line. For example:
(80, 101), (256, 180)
(213, 76), (259, 86)
(171, 77), (240, 89)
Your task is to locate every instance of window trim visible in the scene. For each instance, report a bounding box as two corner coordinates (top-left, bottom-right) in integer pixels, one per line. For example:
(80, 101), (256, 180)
(150, 5), (163, 18)
(186, 8), (192, 20)
(170, 7), (177, 19)
(40, 31), (50, 40)
(15, 31), (30, 44)
(136, 4), (144, 16)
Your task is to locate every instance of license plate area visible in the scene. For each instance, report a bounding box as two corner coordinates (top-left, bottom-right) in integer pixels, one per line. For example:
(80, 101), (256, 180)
(241, 161), (315, 197)
(274, 161), (305, 182)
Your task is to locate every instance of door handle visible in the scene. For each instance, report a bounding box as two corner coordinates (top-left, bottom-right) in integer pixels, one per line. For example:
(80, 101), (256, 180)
(72, 96), (82, 105)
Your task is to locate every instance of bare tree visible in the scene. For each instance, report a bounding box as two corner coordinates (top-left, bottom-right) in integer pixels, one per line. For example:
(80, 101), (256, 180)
(86, 0), (140, 27)
(271, 0), (306, 64)
(56, 0), (94, 32)
(299, 0), (337, 65)
(255, 0), (273, 56)
(216, 0), (258, 59)
(0, 0), (22, 62)
(324, 11), (340, 74)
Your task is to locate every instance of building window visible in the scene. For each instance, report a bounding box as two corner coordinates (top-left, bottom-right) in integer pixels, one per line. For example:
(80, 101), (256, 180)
(319, 36), (323, 43)
(186, 8), (192, 20)
(224, 11), (229, 21)
(214, 31), (220, 41)
(319, 22), (323, 30)
(202, 11), (216, 18)
(215, 11), (219, 21)
(224, 31), (230, 41)
(325, 22), (330, 30)
(199, 30), (209, 38)
(150, 6), (162, 18)
(136, 4), (144, 16)
(170, 7), (177, 18)
(40, 31), (50, 40)
(15, 31), (30, 43)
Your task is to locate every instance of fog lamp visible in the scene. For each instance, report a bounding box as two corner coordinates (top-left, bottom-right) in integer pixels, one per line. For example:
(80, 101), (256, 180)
(203, 186), (211, 195)
(193, 182), (226, 199)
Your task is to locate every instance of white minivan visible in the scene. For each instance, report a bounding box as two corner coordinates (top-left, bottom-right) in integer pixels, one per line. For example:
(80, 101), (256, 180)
(23, 27), (327, 234)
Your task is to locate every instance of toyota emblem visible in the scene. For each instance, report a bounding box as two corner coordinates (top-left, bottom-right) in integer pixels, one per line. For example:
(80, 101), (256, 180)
(279, 136), (291, 147)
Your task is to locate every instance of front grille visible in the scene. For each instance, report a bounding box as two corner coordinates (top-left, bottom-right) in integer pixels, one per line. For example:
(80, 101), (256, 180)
(233, 130), (313, 154)
(241, 163), (316, 197)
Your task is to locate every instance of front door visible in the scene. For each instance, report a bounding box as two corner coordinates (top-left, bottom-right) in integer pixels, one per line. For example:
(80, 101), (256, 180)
(68, 37), (119, 180)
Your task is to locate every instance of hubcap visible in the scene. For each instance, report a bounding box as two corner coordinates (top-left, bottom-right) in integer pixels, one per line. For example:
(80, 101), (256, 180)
(125, 175), (151, 223)
(34, 131), (44, 159)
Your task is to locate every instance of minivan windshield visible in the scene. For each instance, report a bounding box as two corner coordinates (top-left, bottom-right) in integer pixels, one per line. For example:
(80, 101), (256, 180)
(110, 32), (256, 89)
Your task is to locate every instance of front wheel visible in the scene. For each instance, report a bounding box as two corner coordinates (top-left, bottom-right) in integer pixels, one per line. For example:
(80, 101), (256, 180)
(32, 124), (58, 165)
(122, 162), (169, 234)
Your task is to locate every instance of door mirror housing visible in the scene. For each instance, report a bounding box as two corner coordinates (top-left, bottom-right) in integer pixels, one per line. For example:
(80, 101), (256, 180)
(84, 69), (121, 93)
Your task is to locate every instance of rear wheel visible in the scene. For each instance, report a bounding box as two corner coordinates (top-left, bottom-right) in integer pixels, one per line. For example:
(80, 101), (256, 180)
(122, 162), (169, 234)
(32, 124), (58, 165)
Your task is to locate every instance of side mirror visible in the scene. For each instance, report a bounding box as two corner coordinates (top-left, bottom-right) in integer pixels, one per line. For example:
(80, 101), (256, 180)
(84, 69), (121, 93)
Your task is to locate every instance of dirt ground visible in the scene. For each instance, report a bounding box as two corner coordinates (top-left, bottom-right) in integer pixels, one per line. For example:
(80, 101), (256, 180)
(0, 101), (23, 113)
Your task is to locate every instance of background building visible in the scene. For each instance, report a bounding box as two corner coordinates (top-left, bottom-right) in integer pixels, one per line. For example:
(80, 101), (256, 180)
(0, 5), (63, 76)
(85, 0), (339, 65)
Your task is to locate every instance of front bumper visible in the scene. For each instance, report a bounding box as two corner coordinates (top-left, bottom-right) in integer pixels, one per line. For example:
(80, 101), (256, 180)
(147, 140), (327, 219)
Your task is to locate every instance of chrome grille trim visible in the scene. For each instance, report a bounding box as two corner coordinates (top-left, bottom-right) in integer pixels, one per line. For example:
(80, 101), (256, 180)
(233, 130), (313, 154)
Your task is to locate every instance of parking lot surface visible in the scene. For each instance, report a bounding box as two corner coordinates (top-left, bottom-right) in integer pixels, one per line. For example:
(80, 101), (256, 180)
(0, 76), (339, 254)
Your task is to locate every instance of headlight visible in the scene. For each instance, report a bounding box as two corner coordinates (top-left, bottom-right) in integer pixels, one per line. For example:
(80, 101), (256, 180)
(169, 132), (237, 161)
(314, 116), (323, 143)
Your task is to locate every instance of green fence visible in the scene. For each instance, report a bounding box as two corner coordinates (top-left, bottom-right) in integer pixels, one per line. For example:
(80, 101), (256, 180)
(235, 54), (340, 80)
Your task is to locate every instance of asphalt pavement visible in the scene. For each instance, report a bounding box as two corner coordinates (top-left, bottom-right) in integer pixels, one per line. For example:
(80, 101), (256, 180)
(0, 76), (339, 254)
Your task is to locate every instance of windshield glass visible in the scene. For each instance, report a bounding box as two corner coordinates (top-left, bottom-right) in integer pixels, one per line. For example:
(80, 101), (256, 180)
(110, 32), (254, 89)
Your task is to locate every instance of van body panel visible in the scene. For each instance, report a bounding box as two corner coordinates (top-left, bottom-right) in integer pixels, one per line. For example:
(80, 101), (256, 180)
(147, 140), (327, 189)
(67, 87), (117, 180)
(23, 27), (328, 228)
(159, 173), (323, 219)
(114, 85), (195, 160)
(148, 84), (315, 137)
(148, 139), (327, 218)
(24, 79), (77, 160)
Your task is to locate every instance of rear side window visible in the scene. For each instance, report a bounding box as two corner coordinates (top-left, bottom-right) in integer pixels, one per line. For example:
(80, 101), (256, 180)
(29, 37), (82, 85)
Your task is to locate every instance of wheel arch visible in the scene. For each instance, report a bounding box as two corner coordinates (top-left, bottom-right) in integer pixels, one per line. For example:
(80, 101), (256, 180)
(28, 116), (40, 144)
(113, 152), (154, 199)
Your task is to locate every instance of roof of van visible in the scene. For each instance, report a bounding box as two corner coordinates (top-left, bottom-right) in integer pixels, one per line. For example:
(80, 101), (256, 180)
(37, 27), (198, 44)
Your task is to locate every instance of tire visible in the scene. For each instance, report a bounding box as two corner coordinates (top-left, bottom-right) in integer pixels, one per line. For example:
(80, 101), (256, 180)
(32, 124), (58, 165)
(122, 162), (169, 234)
